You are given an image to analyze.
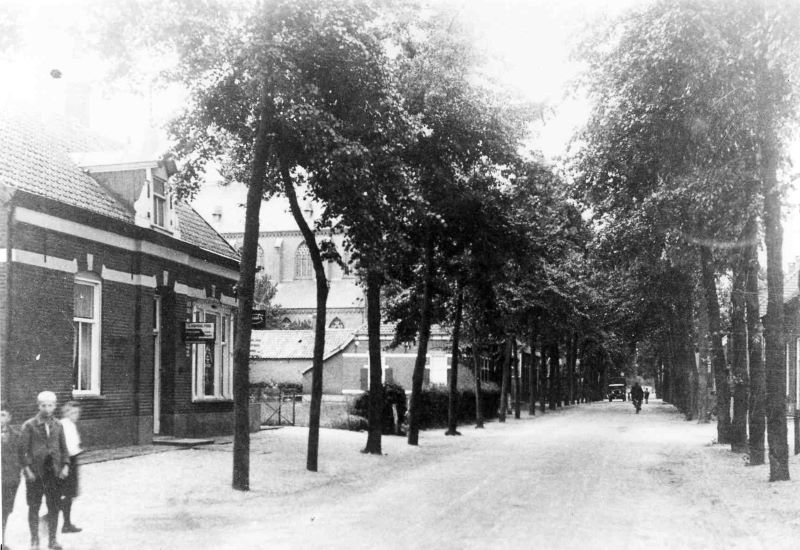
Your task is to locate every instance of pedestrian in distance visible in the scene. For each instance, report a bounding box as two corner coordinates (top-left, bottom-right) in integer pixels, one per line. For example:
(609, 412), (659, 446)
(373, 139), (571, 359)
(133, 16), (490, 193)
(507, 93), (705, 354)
(58, 401), (82, 535)
(2, 406), (23, 549)
(644, 388), (650, 404)
(630, 381), (644, 414)
(20, 391), (69, 550)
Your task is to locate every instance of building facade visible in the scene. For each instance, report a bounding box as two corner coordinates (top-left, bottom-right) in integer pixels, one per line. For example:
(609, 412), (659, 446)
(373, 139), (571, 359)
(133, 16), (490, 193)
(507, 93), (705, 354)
(1, 108), (241, 447)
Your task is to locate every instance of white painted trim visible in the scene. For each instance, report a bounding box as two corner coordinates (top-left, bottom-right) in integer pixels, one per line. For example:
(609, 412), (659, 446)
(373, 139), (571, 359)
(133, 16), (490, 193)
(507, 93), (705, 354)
(14, 207), (238, 281)
(11, 248), (78, 273)
(100, 265), (157, 288)
(83, 160), (159, 172)
(794, 337), (800, 406)
(174, 282), (206, 299)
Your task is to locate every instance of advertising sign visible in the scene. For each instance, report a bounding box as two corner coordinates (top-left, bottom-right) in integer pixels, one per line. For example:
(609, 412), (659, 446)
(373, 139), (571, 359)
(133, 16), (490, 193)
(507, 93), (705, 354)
(251, 309), (267, 330)
(183, 322), (215, 342)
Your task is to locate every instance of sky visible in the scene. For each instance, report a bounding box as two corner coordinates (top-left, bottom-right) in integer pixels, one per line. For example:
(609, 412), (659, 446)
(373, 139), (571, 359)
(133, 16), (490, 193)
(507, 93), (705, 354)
(1, 0), (798, 263)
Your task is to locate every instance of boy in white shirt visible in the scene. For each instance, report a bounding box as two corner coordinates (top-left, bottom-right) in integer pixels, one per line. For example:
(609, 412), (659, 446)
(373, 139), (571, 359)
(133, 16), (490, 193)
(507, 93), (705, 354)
(58, 402), (82, 534)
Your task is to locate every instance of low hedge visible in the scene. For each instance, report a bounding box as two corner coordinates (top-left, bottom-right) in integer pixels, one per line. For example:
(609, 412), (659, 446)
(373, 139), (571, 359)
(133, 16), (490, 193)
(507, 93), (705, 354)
(352, 382), (408, 435)
(416, 382), (501, 429)
(353, 382), (501, 432)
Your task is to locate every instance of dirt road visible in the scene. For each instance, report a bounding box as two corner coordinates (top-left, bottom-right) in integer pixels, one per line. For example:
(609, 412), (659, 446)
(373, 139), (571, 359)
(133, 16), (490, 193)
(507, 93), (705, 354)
(5, 400), (798, 549)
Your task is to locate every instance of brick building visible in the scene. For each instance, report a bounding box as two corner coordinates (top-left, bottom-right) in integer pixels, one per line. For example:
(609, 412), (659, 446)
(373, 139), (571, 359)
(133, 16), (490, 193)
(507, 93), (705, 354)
(0, 108), (240, 447)
(248, 325), (466, 396)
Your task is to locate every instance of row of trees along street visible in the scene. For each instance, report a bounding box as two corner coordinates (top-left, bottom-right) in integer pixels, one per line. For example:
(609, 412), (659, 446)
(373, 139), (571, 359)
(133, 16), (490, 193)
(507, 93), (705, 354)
(87, 0), (799, 489)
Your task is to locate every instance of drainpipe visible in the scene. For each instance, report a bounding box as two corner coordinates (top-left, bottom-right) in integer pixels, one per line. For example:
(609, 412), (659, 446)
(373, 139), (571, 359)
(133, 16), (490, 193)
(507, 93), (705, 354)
(2, 194), (15, 409)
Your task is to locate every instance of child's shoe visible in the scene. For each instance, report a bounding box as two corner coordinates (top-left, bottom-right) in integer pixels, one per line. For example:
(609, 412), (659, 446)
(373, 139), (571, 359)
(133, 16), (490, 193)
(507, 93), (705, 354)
(62, 524), (82, 534)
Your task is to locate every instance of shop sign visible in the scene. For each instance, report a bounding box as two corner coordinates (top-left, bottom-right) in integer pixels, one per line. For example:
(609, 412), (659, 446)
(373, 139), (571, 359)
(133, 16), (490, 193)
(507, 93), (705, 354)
(183, 322), (215, 342)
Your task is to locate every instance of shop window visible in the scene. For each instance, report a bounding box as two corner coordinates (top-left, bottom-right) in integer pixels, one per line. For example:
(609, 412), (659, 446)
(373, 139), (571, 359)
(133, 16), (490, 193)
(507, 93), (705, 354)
(295, 242), (313, 279)
(191, 304), (234, 401)
(73, 275), (101, 395)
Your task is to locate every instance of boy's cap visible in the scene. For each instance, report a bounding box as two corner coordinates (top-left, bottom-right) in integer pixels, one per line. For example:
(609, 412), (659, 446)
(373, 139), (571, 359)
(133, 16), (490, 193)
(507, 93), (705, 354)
(37, 391), (57, 403)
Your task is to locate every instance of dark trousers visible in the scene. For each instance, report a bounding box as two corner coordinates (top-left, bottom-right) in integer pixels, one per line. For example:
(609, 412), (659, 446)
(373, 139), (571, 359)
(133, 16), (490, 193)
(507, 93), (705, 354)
(25, 459), (60, 544)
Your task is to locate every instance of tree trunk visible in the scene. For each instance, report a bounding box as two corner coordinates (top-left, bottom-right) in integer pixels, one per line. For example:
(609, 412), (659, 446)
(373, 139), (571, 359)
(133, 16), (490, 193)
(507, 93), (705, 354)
(232, 98), (271, 491)
(446, 281), (463, 436)
(528, 325), (537, 415)
(730, 253), (749, 453)
(499, 337), (512, 422)
(363, 269), (384, 454)
(700, 246), (731, 444)
(473, 330), (484, 428)
(745, 217), (766, 465)
(282, 164), (329, 472)
(761, 120), (790, 481)
(569, 332), (578, 405)
(408, 232), (435, 446)
(549, 342), (559, 410)
(513, 339), (521, 419)
(539, 336), (547, 413)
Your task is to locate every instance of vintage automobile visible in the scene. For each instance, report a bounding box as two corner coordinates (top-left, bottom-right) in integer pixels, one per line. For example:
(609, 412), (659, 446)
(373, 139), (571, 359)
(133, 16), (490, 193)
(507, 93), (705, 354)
(607, 378), (627, 401)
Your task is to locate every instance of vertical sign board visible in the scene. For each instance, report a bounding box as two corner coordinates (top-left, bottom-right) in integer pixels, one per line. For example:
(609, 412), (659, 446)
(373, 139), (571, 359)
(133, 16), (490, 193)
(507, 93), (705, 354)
(251, 310), (267, 330)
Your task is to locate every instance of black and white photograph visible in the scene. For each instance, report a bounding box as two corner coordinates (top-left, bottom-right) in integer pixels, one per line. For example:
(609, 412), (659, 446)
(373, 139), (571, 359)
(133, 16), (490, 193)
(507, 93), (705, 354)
(1, 0), (799, 548)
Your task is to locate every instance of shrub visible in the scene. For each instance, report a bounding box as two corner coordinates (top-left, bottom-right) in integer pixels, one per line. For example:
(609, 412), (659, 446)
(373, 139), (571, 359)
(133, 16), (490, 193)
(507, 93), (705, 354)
(415, 382), (502, 429)
(352, 382), (407, 435)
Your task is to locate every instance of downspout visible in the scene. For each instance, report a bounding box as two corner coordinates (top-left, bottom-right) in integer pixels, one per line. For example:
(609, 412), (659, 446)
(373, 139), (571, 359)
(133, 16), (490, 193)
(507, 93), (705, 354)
(2, 197), (14, 409)
(131, 239), (143, 442)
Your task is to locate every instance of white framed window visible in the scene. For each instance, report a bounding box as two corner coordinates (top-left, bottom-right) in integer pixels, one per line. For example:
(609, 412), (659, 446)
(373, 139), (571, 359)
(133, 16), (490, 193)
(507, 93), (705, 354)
(152, 176), (167, 228)
(295, 242), (313, 279)
(480, 356), (491, 382)
(787, 342), (791, 398)
(73, 275), (101, 395)
(796, 338), (799, 406)
(190, 303), (234, 401)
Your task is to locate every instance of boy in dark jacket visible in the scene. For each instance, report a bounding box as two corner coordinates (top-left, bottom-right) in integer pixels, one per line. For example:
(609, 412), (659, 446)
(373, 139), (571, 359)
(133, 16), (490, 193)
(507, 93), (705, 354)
(20, 391), (69, 550)
(2, 407), (23, 548)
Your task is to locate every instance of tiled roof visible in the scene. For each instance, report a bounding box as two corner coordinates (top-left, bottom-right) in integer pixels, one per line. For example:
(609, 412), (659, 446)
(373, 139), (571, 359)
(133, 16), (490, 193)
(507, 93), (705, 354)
(249, 329), (355, 360)
(274, 279), (364, 310)
(0, 107), (238, 262)
(0, 107), (132, 221)
(174, 202), (239, 261)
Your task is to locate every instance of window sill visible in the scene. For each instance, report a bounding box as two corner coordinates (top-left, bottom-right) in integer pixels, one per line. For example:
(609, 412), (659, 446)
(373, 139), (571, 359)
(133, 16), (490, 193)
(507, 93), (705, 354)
(191, 397), (233, 403)
(150, 225), (173, 236)
(71, 392), (106, 400)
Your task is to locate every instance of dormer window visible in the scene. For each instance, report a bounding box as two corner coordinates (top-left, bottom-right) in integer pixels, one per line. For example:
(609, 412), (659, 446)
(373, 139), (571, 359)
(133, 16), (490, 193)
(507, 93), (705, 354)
(153, 175), (167, 228)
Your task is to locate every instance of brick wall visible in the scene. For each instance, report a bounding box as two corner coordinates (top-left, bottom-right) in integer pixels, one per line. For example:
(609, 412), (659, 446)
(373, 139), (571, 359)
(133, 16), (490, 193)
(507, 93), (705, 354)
(4, 211), (237, 445)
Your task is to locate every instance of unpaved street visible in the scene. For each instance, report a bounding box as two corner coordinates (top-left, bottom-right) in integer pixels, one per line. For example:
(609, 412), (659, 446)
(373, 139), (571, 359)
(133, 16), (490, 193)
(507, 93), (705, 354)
(5, 400), (799, 549)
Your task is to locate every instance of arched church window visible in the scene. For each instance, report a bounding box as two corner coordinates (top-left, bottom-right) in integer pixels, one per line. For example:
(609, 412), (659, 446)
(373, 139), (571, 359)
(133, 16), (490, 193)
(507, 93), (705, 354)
(329, 317), (344, 329)
(295, 242), (313, 279)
